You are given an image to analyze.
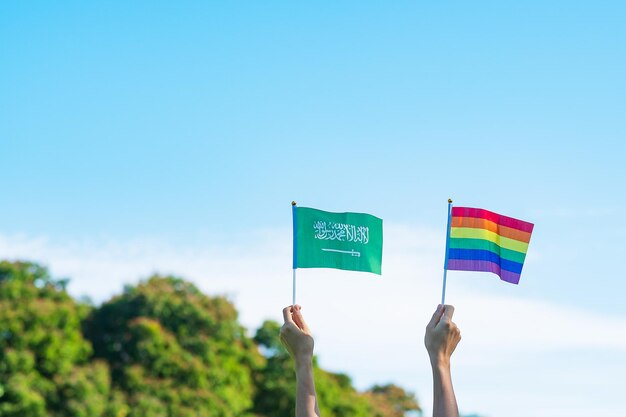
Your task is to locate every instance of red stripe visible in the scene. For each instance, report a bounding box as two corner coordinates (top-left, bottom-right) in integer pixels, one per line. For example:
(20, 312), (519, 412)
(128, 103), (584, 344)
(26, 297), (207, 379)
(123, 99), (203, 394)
(451, 207), (534, 233)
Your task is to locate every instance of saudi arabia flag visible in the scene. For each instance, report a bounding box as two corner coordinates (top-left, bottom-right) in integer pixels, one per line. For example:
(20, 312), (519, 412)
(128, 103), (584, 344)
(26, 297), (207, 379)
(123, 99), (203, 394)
(293, 206), (383, 275)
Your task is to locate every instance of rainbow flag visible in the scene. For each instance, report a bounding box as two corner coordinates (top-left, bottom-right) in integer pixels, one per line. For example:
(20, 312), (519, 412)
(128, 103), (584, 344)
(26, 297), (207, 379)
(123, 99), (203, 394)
(446, 207), (534, 284)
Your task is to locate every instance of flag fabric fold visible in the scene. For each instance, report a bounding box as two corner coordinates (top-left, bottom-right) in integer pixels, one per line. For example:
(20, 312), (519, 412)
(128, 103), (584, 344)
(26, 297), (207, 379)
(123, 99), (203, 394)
(446, 207), (534, 284)
(293, 206), (383, 275)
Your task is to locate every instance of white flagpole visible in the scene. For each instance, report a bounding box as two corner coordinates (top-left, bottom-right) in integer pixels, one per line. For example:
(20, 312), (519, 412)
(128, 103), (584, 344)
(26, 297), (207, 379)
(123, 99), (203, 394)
(292, 268), (297, 306)
(292, 201), (298, 306)
(441, 199), (453, 305)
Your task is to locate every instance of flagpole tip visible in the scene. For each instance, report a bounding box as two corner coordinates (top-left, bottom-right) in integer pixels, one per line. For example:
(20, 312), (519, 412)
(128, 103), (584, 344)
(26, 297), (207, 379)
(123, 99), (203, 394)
(448, 198), (453, 204)
(292, 201), (297, 206)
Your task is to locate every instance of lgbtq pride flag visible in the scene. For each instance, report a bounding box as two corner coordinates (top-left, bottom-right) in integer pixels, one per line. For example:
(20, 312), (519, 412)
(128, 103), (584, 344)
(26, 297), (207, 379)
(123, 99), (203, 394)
(446, 206), (534, 285)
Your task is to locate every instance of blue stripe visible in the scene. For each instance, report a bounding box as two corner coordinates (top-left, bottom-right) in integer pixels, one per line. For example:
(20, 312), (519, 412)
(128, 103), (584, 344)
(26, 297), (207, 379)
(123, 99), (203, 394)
(448, 249), (524, 274)
(292, 204), (298, 269)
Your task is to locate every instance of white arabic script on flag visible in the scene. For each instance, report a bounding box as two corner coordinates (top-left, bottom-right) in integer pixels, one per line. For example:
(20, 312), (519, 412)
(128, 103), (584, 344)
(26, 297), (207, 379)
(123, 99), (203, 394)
(313, 221), (369, 244)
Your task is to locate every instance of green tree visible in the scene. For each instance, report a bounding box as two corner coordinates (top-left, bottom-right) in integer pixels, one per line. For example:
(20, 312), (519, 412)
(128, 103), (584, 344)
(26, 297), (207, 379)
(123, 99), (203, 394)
(0, 261), (114, 417)
(84, 275), (264, 417)
(252, 320), (296, 416)
(364, 384), (421, 417)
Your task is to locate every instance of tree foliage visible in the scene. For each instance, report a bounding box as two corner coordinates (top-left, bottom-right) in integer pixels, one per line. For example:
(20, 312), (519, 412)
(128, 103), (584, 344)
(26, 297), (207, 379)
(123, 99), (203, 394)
(364, 384), (421, 417)
(1, 260), (422, 417)
(0, 261), (113, 417)
(84, 275), (265, 417)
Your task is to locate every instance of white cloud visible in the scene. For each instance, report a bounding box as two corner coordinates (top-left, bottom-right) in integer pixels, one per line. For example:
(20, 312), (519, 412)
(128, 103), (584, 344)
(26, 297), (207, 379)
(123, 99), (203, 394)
(2, 225), (626, 417)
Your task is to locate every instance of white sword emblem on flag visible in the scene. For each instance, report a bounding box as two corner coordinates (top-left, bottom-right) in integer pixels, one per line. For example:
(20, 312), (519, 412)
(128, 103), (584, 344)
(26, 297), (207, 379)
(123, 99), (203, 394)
(321, 248), (361, 257)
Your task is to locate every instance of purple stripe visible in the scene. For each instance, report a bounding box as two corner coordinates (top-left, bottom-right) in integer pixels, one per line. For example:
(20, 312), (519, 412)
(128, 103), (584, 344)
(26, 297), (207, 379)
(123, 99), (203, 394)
(447, 259), (521, 284)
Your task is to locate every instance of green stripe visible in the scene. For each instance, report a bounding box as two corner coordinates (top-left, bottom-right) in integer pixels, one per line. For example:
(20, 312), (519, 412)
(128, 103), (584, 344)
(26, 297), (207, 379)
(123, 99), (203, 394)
(449, 238), (527, 264)
(450, 227), (529, 253)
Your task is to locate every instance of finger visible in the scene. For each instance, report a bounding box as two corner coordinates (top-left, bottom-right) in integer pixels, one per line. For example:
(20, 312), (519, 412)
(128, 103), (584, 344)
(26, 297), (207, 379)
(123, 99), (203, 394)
(427, 304), (444, 328)
(442, 305), (455, 321)
(282, 306), (295, 324)
(292, 305), (311, 333)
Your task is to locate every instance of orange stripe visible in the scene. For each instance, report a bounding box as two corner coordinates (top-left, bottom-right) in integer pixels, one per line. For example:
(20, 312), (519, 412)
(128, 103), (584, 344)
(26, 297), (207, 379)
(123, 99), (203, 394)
(451, 216), (532, 243)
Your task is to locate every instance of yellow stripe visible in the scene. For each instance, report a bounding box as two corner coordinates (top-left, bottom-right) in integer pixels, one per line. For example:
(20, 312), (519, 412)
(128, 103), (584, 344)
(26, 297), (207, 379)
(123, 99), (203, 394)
(450, 227), (529, 253)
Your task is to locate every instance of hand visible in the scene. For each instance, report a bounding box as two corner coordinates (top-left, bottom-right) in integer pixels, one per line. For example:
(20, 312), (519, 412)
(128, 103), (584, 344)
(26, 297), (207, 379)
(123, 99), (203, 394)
(280, 305), (314, 363)
(425, 304), (461, 367)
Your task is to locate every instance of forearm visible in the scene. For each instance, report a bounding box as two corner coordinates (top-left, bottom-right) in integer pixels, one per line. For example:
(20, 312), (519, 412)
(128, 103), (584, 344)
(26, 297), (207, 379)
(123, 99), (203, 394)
(295, 358), (320, 417)
(431, 361), (459, 417)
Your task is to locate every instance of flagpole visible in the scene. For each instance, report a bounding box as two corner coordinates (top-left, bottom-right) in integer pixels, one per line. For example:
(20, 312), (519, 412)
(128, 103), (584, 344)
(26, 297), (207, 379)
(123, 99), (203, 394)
(292, 201), (298, 306)
(441, 198), (453, 305)
(292, 269), (296, 306)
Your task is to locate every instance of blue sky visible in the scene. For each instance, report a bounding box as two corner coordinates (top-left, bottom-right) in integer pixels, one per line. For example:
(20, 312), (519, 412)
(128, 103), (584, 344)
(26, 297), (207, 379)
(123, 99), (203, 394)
(2, 2), (626, 416)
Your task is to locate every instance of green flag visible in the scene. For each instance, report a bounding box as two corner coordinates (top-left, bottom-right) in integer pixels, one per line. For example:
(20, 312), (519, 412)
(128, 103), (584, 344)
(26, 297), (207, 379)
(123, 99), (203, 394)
(293, 206), (383, 275)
